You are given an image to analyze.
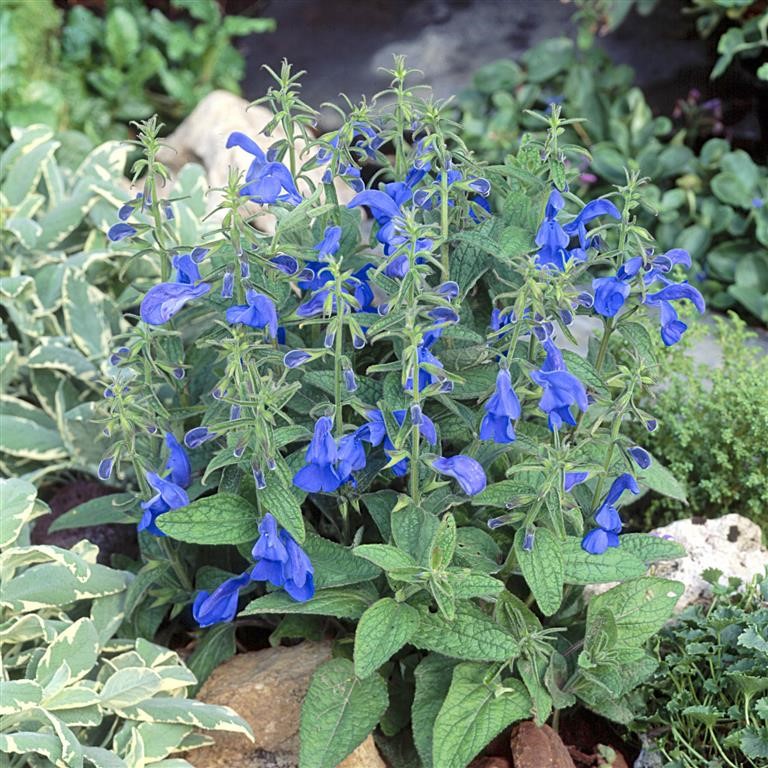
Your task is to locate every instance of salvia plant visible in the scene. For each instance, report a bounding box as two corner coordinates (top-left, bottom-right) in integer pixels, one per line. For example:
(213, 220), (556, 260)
(0, 478), (252, 768)
(90, 59), (705, 767)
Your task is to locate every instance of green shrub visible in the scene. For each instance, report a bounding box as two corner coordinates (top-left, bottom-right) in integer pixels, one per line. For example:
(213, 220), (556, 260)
(0, 0), (275, 147)
(631, 568), (768, 767)
(0, 477), (251, 768)
(634, 312), (768, 530)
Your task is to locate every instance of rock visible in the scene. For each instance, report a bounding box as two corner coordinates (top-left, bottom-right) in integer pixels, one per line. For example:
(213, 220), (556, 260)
(511, 722), (575, 768)
(189, 642), (385, 768)
(470, 757), (512, 768)
(649, 513), (768, 609)
(157, 90), (356, 231)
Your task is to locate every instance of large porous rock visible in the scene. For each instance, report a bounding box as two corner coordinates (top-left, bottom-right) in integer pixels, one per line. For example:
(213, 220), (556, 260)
(510, 722), (575, 768)
(189, 642), (385, 768)
(157, 89), (356, 231)
(650, 513), (768, 609)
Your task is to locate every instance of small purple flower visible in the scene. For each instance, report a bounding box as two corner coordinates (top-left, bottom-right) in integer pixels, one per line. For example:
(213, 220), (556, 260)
(165, 432), (191, 488)
(184, 426), (218, 449)
(139, 471), (190, 537)
(432, 455), (487, 496)
(193, 572), (251, 627)
(479, 368), (521, 444)
(530, 339), (588, 430)
(581, 473), (640, 555)
(225, 289), (279, 339)
(108, 223), (137, 242)
(140, 282), (211, 326)
(564, 471), (589, 492)
(284, 350), (312, 368)
(292, 416), (342, 493)
(593, 276), (631, 318)
(315, 225), (342, 259)
(97, 457), (114, 481)
(628, 446), (652, 470)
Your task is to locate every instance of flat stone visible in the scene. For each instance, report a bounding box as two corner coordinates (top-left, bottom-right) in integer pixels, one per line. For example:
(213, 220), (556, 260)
(511, 722), (575, 768)
(188, 642), (385, 768)
(649, 513), (768, 609)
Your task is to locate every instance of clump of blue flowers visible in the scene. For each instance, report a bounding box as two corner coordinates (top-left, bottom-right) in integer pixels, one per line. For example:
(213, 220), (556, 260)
(102, 65), (694, 756)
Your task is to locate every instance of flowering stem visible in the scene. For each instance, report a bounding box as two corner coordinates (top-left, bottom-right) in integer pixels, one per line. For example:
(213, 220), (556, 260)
(440, 169), (450, 282)
(333, 271), (346, 435)
(159, 536), (193, 591)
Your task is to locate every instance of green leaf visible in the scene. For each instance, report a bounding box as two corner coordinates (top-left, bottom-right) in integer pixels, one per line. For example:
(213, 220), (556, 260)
(299, 658), (388, 768)
(304, 533), (381, 589)
(0, 732), (64, 765)
(113, 698), (252, 737)
(562, 350), (609, 397)
(563, 537), (647, 585)
(587, 577), (683, 647)
(412, 655), (457, 768)
(636, 455), (687, 502)
(100, 668), (165, 708)
(353, 543), (417, 571)
(105, 8), (140, 67)
(354, 598), (420, 678)
(0, 680), (43, 714)
(432, 663), (531, 768)
(412, 602), (519, 662)
(157, 493), (258, 544)
(62, 271), (109, 358)
(49, 493), (136, 532)
(241, 584), (378, 619)
(470, 479), (538, 508)
(515, 528), (563, 616)
(0, 477), (39, 548)
(429, 514), (457, 571)
(392, 505), (439, 565)
(0, 414), (67, 460)
(255, 455), (305, 543)
(36, 618), (100, 686)
(618, 533), (686, 563)
(618, 321), (656, 364)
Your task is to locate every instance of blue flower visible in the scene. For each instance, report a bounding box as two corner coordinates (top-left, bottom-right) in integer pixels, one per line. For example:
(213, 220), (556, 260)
(139, 471), (190, 537)
(250, 513), (314, 602)
(97, 457), (114, 481)
(644, 282), (705, 346)
(530, 339), (588, 430)
(564, 471), (589, 491)
(172, 253), (201, 285)
(432, 455), (487, 496)
(293, 416), (342, 493)
(226, 289), (279, 339)
(284, 350), (312, 368)
(581, 473), (640, 554)
(593, 276), (631, 318)
(405, 344), (446, 393)
(562, 198), (621, 249)
(315, 225), (342, 259)
(184, 426), (218, 449)
(226, 132), (302, 206)
(193, 572), (251, 627)
(479, 368), (521, 444)
(108, 223), (137, 242)
(140, 282), (211, 326)
(356, 409), (435, 477)
(628, 446), (652, 469)
(164, 432), (191, 488)
(337, 433), (366, 482)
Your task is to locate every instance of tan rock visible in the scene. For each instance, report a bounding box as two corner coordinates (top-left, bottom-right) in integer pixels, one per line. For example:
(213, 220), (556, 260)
(650, 513), (768, 609)
(511, 722), (575, 768)
(188, 642), (385, 768)
(157, 89), (357, 231)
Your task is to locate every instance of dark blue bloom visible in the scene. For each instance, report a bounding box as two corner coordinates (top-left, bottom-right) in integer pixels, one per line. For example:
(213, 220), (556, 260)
(140, 282), (211, 326)
(184, 426), (218, 449)
(405, 345), (445, 393)
(562, 198), (621, 249)
(97, 456), (114, 481)
(432, 455), (487, 496)
(315, 225), (342, 259)
(222, 270), (234, 299)
(165, 432), (191, 488)
(628, 446), (652, 469)
(225, 289), (279, 339)
(118, 193), (144, 221)
(227, 132), (301, 205)
(479, 368), (521, 444)
(139, 471), (190, 537)
(593, 276), (631, 318)
(108, 223), (137, 242)
(581, 473), (640, 554)
(296, 290), (333, 318)
(298, 261), (333, 292)
(530, 339), (588, 430)
(644, 282), (705, 346)
(172, 254), (201, 285)
(293, 416), (342, 493)
(191, 247), (209, 263)
(437, 281), (459, 300)
(564, 471), (589, 491)
(250, 513), (314, 602)
(193, 571), (251, 627)
(270, 254), (300, 276)
(284, 350), (312, 368)
(337, 433), (366, 482)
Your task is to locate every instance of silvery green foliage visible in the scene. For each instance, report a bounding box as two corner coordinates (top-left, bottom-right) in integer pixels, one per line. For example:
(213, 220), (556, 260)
(0, 477), (252, 768)
(0, 125), (214, 484)
(93, 61), (700, 768)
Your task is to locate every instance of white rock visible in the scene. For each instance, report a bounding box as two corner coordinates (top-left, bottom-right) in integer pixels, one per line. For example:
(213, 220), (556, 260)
(649, 513), (768, 609)
(157, 89), (357, 232)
